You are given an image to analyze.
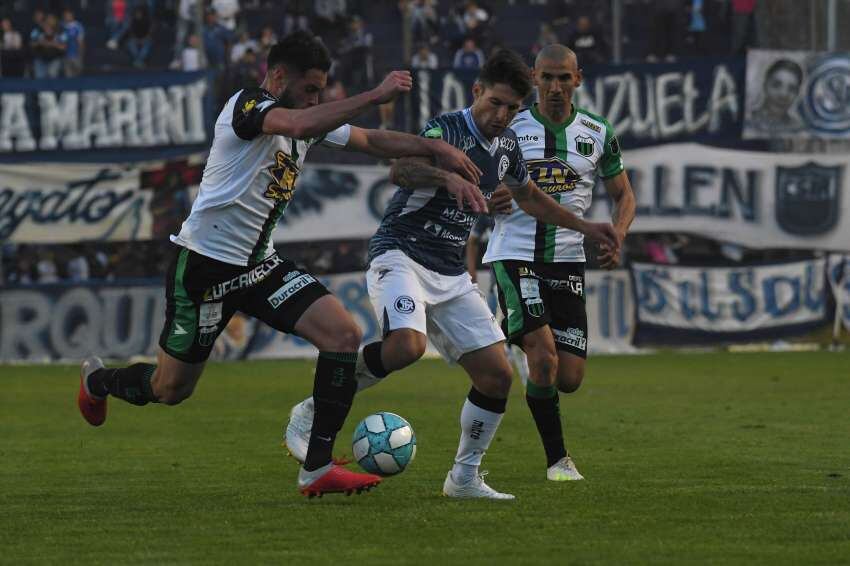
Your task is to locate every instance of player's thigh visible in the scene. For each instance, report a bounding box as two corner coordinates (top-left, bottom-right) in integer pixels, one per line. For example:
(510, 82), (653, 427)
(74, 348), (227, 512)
(427, 285), (505, 365)
(490, 260), (553, 347)
(366, 251), (428, 339)
(457, 341), (513, 399)
(158, 246), (240, 368)
(547, 265), (589, 392)
(237, 258), (359, 351)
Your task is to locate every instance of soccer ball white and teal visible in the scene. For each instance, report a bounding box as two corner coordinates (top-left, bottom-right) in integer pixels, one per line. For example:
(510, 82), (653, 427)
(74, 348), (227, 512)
(351, 412), (416, 476)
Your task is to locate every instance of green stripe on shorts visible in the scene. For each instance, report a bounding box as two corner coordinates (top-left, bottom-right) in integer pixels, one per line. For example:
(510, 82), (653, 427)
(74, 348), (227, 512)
(166, 248), (197, 354)
(493, 261), (524, 337)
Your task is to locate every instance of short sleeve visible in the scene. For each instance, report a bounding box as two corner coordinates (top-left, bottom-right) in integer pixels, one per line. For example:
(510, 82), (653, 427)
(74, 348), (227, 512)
(599, 121), (625, 179)
(318, 124), (351, 148)
(231, 89), (282, 141)
(507, 140), (530, 186)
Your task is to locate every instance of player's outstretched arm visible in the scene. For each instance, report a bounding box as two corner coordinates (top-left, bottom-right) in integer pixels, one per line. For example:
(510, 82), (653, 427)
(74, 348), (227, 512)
(390, 157), (487, 213)
(345, 127), (481, 184)
(508, 180), (619, 251)
(261, 71), (412, 139)
(598, 171), (636, 269)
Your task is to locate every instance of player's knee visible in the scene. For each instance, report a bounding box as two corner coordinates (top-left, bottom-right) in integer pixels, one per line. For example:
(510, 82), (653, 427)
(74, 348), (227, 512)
(325, 323), (363, 353)
(528, 348), (558, 382)
(478, 363), (513, 398)
(155, 382), (193, 405)
(557, 366), (585, 394)
(394, 332), (427, 365)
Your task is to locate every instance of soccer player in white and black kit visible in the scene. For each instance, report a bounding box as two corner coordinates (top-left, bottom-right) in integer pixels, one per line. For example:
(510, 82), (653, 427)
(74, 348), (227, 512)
(76, 31), (485, 498)
(487, 45), (636, 480)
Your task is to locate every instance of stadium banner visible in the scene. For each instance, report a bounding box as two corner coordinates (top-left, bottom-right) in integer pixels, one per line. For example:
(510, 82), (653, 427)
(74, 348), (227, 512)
(0, 156), (203, 243)
(827, 254), (850, 334)
(0, 71), (213, 163)
(743, 50), (850, 140)
(412, 58), (746, 149)
(271, 164), (392, 244)
(0, 270), (633, 362)
(585, 143), (850, 251)
(630, 258), (830, 345)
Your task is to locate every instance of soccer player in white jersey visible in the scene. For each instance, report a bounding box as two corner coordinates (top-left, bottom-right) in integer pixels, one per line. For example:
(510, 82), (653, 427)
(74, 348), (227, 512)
(485, 44), (636, 481)
(75, 31), (486, 498)
(285, 50), (620, 499)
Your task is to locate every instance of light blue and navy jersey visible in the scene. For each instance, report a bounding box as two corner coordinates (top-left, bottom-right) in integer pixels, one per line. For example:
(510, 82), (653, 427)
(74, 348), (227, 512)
(368, 108), (530, 275)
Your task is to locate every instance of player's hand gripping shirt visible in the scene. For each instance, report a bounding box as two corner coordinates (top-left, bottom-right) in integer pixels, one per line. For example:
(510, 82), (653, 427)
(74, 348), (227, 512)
(368, 108), (530, 276)
(483, 105), (624, 264)
(172, 88), (351, 266)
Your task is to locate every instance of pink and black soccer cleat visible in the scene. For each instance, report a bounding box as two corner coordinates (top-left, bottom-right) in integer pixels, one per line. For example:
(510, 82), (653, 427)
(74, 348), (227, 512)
(77, 357), (107, 427)
(298, 464), (382, 498)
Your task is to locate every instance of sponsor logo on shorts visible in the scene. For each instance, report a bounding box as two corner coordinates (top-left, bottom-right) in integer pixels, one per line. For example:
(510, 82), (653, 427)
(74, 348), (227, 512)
(199, 302), (223, 327)
(203, 255), (284, 301)
(197, 325), (218, 347)
(394, 295), (416, 314)
(553, 327), (587, 351)
(267, 274), (317, 309)
(544, 275), (584, 297)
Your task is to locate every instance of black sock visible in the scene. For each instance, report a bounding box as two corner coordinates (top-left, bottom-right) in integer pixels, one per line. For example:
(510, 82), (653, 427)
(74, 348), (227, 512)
(89, 364), (158, 406)
(362, 341), (389, 378)
(304, 351), (358, 471)
(525, 381), (567, 467)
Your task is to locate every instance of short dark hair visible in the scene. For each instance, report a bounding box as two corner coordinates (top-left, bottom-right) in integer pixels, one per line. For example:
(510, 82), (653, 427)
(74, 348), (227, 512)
(765, 58), (803, 86)
(478, 49), (533, 98)
(268, 31), (332, 75)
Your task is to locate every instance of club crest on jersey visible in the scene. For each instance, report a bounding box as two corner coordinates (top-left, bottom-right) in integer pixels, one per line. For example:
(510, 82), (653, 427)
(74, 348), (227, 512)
(265, 150), (300, 202)
(527, 157), (580, 194)
(242, 99), (257, 114)
(498, 155), (510, 180)
(575, 135), (595, 157)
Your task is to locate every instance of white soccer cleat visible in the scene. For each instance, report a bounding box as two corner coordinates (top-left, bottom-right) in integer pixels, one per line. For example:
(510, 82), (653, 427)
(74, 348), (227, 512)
(442, 471), (515, 500)
(284, 398), (314, 464)
(547, 455), (584, 481)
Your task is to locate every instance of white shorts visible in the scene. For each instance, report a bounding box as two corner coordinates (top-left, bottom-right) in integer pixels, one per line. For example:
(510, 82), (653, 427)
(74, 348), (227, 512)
(366, 250), (505, 362)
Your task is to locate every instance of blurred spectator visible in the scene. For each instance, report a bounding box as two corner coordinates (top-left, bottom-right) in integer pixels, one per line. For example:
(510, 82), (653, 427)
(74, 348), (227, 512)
(0, 17), (25, 77)
(203, 10), (234, 70)
(567, 16), (607, 65)
(62, 8), (85, 77)
(684, 0), (707, 56)
(462, 1), (489, 32)
(731, 0), (758, 55)
(181, 33), (204, 70)
(283, 1), (311, 36)
(338, 15), (374, 92)
(31, 13), (67, 79)
(256, 25), (277, 75)
(647, 0), (683, 62)
(231, 47), (261, 88)
(36, 252), (59, 283)
(230, 31), (258, 64)
(313, 0), (348, 47)
(453, 37), (485, 70)
(126, 5), (153, 68)
(106, 0), (128, 49)
(66, 250), (91, 282)
(532, 22), (560, 58)
(212, 0), (240, 31)
(173, 0), (198, 65)
(410, 0), (439, 46)
(411, 42), (438, 69)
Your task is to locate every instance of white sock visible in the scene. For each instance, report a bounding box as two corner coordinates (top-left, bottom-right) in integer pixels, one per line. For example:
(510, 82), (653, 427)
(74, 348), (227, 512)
(451, 397), (505, 484)
(509, 345), (530, 386)
(355, 352), (384, 392)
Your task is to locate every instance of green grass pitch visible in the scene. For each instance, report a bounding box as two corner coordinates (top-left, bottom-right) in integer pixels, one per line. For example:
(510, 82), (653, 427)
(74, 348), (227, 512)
(2, 352), (849, 565)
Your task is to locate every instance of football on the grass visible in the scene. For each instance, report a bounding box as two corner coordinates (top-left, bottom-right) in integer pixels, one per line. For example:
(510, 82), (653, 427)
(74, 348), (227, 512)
(352, 412), (417, 476)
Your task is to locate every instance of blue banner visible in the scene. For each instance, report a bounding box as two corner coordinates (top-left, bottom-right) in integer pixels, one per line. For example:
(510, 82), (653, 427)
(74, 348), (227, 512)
(631, 258), (832, 345)
(0, 72), (214, 163)
(412, 58), (760, 149)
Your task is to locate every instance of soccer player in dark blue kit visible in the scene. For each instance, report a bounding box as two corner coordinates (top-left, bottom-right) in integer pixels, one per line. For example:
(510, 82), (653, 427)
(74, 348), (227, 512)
(286, 49), (619, 499)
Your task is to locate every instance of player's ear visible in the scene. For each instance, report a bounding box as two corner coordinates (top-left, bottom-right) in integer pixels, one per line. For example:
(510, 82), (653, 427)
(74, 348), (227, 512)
(472, 81), (483, 101)
(575, 68), (583, 88)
